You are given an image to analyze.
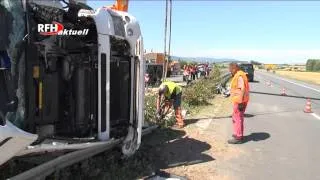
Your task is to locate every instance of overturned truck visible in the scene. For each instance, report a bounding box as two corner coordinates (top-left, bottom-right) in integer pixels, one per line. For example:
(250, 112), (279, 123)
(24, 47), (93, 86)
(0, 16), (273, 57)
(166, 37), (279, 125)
(0, 0), (144, 165)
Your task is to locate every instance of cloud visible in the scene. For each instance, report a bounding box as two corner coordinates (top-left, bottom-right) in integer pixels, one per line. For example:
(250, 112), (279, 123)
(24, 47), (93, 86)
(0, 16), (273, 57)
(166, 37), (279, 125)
(172, 49), (320, 63)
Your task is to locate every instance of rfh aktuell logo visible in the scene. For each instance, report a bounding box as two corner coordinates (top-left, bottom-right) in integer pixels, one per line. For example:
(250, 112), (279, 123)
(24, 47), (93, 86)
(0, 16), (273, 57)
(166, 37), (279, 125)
(38, 22), (89, 36)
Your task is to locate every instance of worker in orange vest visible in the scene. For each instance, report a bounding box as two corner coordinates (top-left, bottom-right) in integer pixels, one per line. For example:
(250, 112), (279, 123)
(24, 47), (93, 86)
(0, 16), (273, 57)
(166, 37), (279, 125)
(185, 65), (192, 84)
(228, 63), (250, 144)
(190, 65), (196, 80)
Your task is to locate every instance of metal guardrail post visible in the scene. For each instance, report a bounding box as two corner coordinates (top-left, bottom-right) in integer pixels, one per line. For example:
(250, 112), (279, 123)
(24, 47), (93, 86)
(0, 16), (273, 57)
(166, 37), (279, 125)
(220, 72), (231, 87)
(216, 72), (231, 96)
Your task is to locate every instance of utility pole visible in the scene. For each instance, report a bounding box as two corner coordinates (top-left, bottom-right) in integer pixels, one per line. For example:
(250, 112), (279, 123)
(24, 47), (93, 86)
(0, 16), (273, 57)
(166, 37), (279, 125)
(163, 0), (172, 80)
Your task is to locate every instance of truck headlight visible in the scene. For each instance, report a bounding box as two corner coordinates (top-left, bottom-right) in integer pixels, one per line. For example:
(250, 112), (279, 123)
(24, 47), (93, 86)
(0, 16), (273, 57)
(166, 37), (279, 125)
(127, 28), (133, 36)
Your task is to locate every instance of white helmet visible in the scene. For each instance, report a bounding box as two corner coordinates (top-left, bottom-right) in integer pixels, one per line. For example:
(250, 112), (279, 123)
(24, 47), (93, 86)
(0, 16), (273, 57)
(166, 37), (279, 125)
(158, 84), (168, 94)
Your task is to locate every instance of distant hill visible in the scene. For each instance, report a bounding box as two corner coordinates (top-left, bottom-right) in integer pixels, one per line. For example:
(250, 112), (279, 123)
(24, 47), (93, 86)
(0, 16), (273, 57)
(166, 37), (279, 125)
(170, 56), (244, 63)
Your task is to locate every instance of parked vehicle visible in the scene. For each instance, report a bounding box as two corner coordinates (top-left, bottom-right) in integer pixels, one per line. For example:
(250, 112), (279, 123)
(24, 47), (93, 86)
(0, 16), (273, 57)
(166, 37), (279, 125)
(239, 63), (254, 82)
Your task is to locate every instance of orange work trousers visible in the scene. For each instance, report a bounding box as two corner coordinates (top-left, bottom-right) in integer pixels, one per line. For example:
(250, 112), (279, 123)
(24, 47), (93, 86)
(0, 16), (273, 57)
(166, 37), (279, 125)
(164, 96), (184, 126)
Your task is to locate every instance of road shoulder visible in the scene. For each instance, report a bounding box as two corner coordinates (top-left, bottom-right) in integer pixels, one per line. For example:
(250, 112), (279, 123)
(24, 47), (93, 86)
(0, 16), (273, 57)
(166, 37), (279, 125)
(161, 95), (245, 180)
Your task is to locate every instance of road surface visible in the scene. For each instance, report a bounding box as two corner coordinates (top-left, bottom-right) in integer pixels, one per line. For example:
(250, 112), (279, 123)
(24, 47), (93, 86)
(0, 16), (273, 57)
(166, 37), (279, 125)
(221, 70), (320, 180)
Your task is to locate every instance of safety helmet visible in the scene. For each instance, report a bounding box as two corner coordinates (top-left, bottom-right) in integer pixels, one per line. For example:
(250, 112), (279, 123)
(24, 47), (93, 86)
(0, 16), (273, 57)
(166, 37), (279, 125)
(159, 84), (168, 94)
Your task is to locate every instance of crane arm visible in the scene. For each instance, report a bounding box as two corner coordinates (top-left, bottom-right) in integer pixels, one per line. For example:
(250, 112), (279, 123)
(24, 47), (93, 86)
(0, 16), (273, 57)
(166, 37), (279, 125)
(108, 0), (128, 12)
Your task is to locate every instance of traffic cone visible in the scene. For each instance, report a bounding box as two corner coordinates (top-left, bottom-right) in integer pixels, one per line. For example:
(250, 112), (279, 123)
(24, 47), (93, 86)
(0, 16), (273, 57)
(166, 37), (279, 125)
(304, 99), (312, 113)
(281, 88), (287, 96)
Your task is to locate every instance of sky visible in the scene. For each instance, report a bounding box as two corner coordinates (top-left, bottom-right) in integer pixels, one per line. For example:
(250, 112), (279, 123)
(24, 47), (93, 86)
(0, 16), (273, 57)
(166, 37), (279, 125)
(88, 1), (320, 63)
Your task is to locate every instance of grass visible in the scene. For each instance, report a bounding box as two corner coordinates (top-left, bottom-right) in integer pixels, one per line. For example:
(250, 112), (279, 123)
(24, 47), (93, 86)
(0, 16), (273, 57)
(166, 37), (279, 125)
(275, 70), (320, 85)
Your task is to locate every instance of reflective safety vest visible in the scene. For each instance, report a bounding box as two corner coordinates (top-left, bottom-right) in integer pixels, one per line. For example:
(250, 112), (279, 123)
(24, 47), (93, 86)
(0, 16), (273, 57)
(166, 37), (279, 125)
(230, 70), (249, 104)
(160, 81), (182, 99)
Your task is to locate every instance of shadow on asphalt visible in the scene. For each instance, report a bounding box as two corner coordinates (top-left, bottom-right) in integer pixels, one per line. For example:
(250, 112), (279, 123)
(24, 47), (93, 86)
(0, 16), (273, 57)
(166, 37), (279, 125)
(244, 114), (255, 118)
(140, 128), (214, 171)
(69, 128), (216, 180)
(250, 80), (260, 83)
(243, 132), (270, 143)
(184, 118), (218, 126)
(250, 91), (320, 101)
(185, 113), (255, 125)
(144, 170), (187, 180)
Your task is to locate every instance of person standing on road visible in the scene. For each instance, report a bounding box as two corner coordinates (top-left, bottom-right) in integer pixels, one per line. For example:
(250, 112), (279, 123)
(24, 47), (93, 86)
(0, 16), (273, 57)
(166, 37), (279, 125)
(193, 65), (197, 80)
(186, 65), (192, 84)
(205, 64), (210, 77)
(156, 81), (184, 128)
(228, 62), (250, 144)
(190, 65), (195, 80)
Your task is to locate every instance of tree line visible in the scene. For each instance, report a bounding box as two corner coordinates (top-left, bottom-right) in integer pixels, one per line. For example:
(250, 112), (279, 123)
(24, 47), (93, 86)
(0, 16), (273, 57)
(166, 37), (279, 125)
(306, 59), (320, 72)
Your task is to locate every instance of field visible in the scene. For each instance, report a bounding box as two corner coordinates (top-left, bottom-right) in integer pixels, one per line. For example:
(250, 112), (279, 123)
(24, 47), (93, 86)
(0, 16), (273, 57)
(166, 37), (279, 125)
(275, 70), (320, 85)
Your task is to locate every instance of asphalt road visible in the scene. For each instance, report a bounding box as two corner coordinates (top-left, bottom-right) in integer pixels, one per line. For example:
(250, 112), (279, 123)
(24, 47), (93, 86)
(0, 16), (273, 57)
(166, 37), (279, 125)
(224, 70), (320, 180)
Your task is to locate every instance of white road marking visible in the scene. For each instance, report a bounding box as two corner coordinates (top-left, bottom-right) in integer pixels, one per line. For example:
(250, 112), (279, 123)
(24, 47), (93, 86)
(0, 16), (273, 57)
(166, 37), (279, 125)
(259, 72), (320, 93)
(311, 113), (320, 120)
(258, 72), (320, 121)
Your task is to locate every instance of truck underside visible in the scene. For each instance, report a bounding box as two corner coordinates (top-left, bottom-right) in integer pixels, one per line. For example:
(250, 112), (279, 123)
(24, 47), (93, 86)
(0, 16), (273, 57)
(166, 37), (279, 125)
(0, 0), (143, 165)
(20, 2), (133, 140)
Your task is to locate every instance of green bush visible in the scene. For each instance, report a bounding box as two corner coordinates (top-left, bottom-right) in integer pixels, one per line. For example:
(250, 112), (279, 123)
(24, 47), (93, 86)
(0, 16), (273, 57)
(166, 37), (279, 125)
(144, 94), (157, 123)
(183, 79), (211, 105)
(144, 66), (222, 125)
(306, 59), (320, 72)
(182, 66), (221, 106)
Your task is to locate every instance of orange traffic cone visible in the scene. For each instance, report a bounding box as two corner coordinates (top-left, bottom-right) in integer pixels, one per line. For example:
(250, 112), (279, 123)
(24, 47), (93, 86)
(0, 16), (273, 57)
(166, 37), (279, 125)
(281, 88), (287, 96)
(304, 99), (312, 113)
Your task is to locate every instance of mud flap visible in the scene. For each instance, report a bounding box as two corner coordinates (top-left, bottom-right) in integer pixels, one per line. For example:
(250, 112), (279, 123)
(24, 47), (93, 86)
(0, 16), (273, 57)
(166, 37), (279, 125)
(121, 127), (138, 156)
(0, 120), (38, 165)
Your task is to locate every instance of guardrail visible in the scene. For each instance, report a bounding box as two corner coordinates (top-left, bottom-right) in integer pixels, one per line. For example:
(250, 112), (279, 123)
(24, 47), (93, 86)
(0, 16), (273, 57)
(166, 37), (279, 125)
(220, 72), (231, 86)
(216, 72), (232, 97)
(8, 125), (159, 180)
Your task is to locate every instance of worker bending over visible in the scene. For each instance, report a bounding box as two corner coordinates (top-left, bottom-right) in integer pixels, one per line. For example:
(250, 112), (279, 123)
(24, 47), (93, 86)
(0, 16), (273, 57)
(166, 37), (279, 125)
(228, 63), (250, 144)
(156, 81), (184, 128)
